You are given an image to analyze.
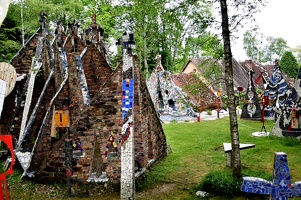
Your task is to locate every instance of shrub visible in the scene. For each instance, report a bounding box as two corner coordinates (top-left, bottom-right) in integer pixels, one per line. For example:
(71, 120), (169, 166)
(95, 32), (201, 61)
(197, 169), (271, 199)
(198, 170), (241, 197)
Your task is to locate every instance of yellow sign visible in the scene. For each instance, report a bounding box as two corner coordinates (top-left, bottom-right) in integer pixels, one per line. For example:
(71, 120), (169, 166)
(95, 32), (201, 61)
(55, 110), (70, 127)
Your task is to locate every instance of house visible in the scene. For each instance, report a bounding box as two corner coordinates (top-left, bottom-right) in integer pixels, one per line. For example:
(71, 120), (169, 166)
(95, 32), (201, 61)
(182, 58), (293, 94)
(182, 58), (222, 95)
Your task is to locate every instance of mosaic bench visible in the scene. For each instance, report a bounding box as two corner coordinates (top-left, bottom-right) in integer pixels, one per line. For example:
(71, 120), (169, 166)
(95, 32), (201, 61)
(223, 143), (255, 167)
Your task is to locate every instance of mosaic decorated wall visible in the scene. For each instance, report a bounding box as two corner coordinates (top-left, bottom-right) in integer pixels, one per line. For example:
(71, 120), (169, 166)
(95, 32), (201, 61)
(1, 16), (167, 184)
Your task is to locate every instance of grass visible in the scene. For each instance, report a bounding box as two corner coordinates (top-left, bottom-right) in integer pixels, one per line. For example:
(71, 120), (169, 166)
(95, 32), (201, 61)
(136, 117), (301, 199)
(5, 117), (301, 199)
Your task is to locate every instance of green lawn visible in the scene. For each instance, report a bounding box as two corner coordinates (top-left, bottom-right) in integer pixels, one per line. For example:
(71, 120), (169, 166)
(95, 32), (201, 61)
(136, 117), (301, 199)
(6, 117), (301, 199)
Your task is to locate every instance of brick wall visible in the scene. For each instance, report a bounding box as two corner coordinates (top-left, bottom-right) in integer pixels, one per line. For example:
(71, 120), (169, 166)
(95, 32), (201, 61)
(2, 23), (167, 184)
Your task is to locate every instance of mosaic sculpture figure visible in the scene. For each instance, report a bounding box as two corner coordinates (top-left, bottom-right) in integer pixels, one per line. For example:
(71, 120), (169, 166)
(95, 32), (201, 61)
(241, 152), (301, 199)
(241, 70), (262, 119)
(272, 64), (301, 137)
(264, 59), (289, 119)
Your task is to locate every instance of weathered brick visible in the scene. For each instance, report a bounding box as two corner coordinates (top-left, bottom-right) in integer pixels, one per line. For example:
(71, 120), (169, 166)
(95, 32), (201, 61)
(3, 19), (168, 184)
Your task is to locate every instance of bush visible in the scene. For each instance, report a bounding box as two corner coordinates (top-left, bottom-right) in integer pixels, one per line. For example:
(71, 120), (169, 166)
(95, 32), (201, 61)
(197, 169), (271, 199)
(198, 170), (241, 197)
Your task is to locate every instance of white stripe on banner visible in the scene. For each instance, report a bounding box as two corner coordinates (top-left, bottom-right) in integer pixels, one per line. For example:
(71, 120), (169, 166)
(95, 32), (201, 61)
(0, 79), (7, 117)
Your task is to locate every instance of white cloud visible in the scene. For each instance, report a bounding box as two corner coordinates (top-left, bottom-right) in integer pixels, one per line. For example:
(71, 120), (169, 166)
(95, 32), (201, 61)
(231, 0), (301, 61)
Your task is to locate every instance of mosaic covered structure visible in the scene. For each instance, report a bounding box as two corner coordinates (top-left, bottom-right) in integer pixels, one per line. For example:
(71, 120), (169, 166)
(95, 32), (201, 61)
(147, 55), (198, 120)
(241, 152), (301, 199)
(264, 61), (290, 119)
(0, 14), (167, 184)
(272, 66), (301, 137)
(240, 70), (262, 119)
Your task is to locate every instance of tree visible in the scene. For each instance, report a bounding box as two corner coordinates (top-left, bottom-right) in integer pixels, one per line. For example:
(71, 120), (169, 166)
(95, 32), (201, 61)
(279, 51), (299, 78)
(243, 31), (289, 64)
(185, 33), (224, 59)
(243, 30), (259, 61)
(0, 4), (23, 61)
(291, 45), (301, 64)
(0, 0), (88, 61)
(219, 0), (241, 178)
(2, 0), (219, 75)
(217, 0), (266, 178)
(262, 37), (288, 63)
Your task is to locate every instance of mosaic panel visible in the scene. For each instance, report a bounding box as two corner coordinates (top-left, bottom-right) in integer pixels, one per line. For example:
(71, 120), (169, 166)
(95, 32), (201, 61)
(75, 55), (91, 106)
(17, 37), (44, 148)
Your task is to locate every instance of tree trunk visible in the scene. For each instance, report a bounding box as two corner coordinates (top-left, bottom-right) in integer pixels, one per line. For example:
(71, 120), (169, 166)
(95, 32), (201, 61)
(219, 0), (242, 178)
(21, 0), (25, 47)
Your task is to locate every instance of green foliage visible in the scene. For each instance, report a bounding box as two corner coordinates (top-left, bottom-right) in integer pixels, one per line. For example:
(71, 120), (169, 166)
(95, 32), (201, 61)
(242, 30), (290, 64)
(0, 4), (23, 60)
(199, 170), (242, 197)
(262, 37), (288, 62)
(243, 30), (259, 61)
(198, 169), (271, 199)
(291, 45), (301, 64)
(185, 33), (224, 60)
(196, 58), (224, 92)
(183, 73), (208, 97)
(279, 51), (300, 78)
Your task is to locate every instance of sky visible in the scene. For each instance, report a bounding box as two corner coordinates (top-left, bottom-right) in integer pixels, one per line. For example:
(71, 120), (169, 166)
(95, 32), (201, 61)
(231, 0), (301, 61)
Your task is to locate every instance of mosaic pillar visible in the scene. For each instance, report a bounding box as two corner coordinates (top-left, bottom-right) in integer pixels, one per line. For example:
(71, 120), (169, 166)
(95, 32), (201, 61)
(75, 51), (90, 106)
(120, 32), (136, 200)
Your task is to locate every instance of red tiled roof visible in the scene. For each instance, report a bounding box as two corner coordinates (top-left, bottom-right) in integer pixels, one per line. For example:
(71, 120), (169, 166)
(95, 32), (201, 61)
(172, 73), (218, 110)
